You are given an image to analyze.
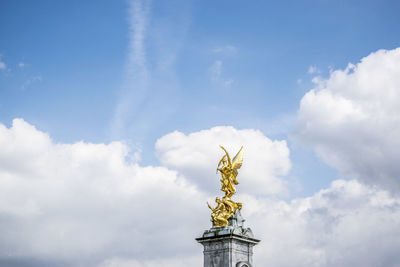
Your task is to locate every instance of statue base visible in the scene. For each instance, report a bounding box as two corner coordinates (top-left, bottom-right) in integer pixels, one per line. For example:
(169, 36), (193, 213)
(196, 210), (260, 267)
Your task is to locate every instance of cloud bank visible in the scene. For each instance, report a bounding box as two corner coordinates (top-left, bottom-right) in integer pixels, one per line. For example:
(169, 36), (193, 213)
(5, 47), (400, 265)
(294, 47), (400, 192)
(0, 119), (290, 266)
(2, 118), (400, 266)
(0, 119), (205, 266)
(249, 179), (400, 267)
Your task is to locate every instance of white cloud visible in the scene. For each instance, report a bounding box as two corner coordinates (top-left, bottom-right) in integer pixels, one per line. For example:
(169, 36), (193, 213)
(209, 60), (234, 87)
(0, 119), (290, 266)
(1, 119), (400, 266)
(0, 119), (207, 266)
(18, 62), (25, 68)
(249, 179), (400, 266)
(156, 126), (291, 196)
(294, 47), (400, 192)
(0, 61), (6, 70)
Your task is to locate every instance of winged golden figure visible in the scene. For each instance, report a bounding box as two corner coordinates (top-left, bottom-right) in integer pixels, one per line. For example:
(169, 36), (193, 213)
(207, 146), (244, 227)
(217, 145), (244, 198)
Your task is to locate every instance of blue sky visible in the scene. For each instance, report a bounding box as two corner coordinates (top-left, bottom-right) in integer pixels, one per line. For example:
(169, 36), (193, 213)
(3, 0), (399, 198)
(1, 1), (400, 266)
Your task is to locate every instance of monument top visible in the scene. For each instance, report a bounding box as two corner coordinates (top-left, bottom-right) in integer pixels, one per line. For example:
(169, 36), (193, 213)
(197, 146), (260, 267)
(197, 209), (259, 242)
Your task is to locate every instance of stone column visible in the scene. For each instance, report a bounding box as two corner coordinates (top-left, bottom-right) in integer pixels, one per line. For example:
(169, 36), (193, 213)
(196, 210), (260, 267)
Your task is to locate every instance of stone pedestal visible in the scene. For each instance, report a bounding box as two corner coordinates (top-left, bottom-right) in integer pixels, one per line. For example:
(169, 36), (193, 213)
(196, 210), (260, 267)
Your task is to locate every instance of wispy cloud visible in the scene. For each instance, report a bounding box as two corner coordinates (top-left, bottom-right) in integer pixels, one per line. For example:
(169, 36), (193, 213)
(212, 45), (238, 55)
(112, 0), (151, 138)
(209, 60), (233, 88)
(0, 54), (5, 70)
(308, 65), (320, 74)
(209, 45), (236, 88)
(111, 0), (192, 142)
(18, 62), (25, 68)
(21, 75), (42, 90)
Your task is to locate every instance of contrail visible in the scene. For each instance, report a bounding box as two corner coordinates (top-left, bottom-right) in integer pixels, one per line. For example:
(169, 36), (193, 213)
(111, 0), (151, 139)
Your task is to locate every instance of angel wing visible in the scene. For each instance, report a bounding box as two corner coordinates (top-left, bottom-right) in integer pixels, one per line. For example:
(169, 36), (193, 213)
(231, 146), (244, 173)
(219, 145), (232, 167)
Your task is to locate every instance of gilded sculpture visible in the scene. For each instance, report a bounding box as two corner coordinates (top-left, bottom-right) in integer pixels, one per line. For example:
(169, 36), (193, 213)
(207, 146), (244, 227)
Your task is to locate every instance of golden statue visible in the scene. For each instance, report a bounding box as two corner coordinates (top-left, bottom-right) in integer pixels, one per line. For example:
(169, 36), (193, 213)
(207, 146), (244, 227)
(217, 146), (243, 198)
